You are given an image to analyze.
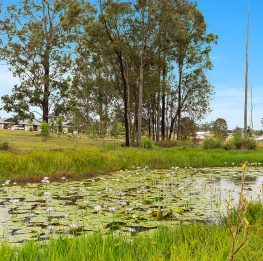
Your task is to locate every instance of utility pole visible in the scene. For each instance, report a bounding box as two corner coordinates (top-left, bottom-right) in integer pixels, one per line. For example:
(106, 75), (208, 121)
(244, 0), (250, 138)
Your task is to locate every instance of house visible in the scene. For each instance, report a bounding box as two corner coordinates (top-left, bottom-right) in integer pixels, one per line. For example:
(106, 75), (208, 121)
(0, 118), (15, 130)
(16, 119), (41, 131)
(255, 136), (263, 143)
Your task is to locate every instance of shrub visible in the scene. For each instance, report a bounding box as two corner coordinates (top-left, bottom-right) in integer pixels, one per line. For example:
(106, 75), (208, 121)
(141, 137), (154, 149)
(202, 137), (221, 150)
(0, 141), (11, 151)
(40, 121), (50, 139)
(224, 136), (256, 150)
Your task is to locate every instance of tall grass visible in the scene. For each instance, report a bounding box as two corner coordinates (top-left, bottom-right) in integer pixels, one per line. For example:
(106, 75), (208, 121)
(0, 224), (262, 261)
(0, 147), (263, 181)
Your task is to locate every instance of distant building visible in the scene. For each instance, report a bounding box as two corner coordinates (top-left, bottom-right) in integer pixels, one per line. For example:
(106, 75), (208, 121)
(0, 117), (74, 133)
(15, 119), (41, 131)
(0, 118), (15, 130)
(195, 131), (210, 141)
(255, 136), (263, 143)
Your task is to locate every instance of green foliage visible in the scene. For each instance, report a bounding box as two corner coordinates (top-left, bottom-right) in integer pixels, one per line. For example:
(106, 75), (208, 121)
(40, 122), (50, 139)
(156, 140), (195, 148)
(141, 137), (154, 149)
(0, 141), (11, 151)
(225, 136), (256, 150)
(223, 201), (263, 226)
(57, 118), (63, 134)
(202, 137), (222, 150)
(0, 223), (263, 260)
(110, 123), (125, 138)
(212, 118), (228, 141)
(180, 117), (197, 140)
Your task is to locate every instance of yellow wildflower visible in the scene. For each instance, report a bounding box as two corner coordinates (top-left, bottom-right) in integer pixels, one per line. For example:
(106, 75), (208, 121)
(245, 218), (249, 226)
(242, 162), (247, 171)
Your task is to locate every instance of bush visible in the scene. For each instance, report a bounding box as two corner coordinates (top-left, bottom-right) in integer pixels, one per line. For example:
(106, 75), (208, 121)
(202, 137), (221, 150)
(141, 137), (154, 149)
(0, 141), (11, 151)
(40, 121), (50, 139)
(224, 136), (256, 150)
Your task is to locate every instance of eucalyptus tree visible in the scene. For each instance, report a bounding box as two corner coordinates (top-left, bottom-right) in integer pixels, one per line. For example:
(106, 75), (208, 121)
(84, 0), (135, 146)
(0, 0), (85, 122)
(166, 0), (217, 139)
(168, 69), (214, 139)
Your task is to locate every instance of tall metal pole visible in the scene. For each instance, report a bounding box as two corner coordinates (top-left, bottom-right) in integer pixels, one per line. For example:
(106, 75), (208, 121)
(244, 0), (250, 138)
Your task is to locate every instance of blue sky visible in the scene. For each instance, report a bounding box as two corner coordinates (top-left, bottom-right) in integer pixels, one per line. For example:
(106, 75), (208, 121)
(0, 0), (262, 129)
(198, 0), (263, 129)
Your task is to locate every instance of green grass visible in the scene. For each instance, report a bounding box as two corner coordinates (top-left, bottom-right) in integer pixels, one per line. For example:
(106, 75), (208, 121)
(0, 130), (263, 182)
(0, 224), (262, 261)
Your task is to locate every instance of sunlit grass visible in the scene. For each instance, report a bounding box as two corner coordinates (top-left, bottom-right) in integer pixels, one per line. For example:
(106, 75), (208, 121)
(0, 224), (262, 261)
(0, 130), (263, 182)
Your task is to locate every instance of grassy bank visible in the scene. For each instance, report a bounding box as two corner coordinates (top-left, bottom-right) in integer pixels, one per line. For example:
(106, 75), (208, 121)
(1, 130), (263, 182)
(0, 224), (262, 261)
(1, 147), (263, 182)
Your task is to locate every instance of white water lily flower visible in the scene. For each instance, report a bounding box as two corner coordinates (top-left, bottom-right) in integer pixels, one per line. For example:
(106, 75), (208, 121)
(146, 210), (152, 214)
(5, 180), (10, 185)
(61, 177), (66, 180)
(94, 205), (102, 211)
(128, 227), (136, 233)
(13, 182), (17, 185)
(109, 207), (116, 212)
(10, 199), (20, 204)
(47, 225), (55, 231)
(135, 202), (142, 207)
(127, 208), (133, 211)
(69, 223), (78, 229)
(120, 201), (127, 206)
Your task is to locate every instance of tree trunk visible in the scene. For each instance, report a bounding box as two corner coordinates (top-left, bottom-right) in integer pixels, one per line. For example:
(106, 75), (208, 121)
(161, 63), (166, 140)
(136, 10), (145, 147)
(43, 51), (50, 123)
(119, 56), (130, 147)
(177, 66), (183, 140)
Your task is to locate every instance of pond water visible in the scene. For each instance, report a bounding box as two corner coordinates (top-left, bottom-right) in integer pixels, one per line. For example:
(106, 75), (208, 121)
(0, 167), (263, 244)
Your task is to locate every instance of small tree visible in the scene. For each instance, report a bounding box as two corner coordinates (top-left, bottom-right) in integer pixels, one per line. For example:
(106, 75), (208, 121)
(40, 121), (49, 140)
(57, 118), (63, 134)
(212, 118), (228, 141)
(180, 117), (197, 140)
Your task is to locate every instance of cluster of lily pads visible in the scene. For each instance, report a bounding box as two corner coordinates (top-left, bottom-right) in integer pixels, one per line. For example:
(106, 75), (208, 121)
(0, 167), (262, 244)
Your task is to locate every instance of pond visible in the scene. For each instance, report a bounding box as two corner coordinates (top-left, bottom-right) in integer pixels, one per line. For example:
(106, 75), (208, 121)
(0, 167), (263, 244)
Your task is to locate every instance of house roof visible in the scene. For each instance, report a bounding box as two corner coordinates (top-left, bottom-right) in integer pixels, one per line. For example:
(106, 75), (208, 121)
(18, 119), (41, 126)
(0, 118), (15, 124)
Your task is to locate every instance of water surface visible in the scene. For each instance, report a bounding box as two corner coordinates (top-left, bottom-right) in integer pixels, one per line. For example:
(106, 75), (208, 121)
(0, 167), (262, 243)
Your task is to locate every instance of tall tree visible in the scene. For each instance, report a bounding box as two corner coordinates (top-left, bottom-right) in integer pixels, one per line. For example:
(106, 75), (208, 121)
(167, 1), (217, 139)
(0, 0), (84, 122)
